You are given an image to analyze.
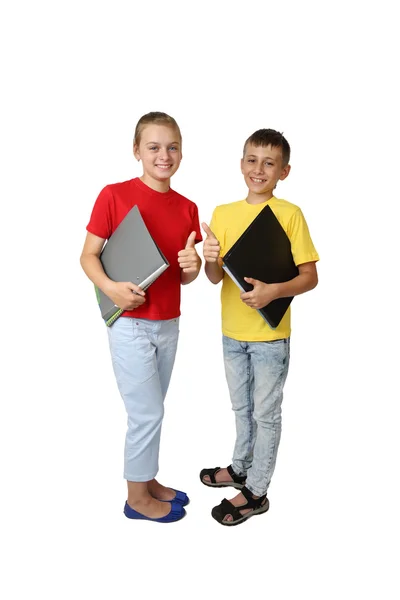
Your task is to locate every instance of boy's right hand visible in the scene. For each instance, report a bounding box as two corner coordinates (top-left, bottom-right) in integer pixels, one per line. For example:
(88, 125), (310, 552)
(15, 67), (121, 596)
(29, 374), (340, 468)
(202, 222), (220, 263)
(107, 281), (146, 310)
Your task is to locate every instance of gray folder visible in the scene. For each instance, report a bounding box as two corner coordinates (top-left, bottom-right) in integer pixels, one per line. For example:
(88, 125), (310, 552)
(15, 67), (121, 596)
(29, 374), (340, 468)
(96, 205), (169, 326)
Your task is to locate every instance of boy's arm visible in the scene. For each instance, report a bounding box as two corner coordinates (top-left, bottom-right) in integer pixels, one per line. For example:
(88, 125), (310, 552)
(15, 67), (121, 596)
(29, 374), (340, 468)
(205, 259), (224, 284)
(240, 262), (318, 309)
(202, 222), (224, 284)
(274, 261), (318, 297)
(80, 232), (146, 309)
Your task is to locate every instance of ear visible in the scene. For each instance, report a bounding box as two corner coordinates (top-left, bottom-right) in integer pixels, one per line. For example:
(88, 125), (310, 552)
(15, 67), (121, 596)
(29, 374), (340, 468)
(279, 164), (291, 181)
(133, 143), (140, 161)
(240, 158), (244, 174)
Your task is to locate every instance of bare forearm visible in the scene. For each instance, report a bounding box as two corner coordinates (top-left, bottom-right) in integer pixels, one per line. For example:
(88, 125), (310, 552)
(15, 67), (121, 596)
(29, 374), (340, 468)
(205, 260), (224, 284)
(273, 270), (318, 299)
(181, 268), (200, 285)
(80, 254), (115, 295)
(181, 256), (202, 285)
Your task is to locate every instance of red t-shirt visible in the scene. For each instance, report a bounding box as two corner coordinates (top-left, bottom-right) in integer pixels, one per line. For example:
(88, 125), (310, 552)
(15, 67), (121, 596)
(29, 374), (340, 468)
(87, 177), (202, 320)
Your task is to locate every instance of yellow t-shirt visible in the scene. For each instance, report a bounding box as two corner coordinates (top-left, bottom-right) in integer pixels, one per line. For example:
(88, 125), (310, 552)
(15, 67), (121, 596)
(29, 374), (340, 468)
(210, 197), (320, 342)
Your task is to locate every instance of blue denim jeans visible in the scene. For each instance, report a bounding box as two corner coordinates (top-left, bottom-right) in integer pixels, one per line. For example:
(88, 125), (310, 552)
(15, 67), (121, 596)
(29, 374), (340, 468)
(223, 335), (290, 496)
(107, 317), (179, 482)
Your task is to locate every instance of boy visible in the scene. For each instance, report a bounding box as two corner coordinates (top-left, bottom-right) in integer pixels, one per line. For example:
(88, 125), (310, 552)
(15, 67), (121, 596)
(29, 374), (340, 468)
(200, 129), (319, 526)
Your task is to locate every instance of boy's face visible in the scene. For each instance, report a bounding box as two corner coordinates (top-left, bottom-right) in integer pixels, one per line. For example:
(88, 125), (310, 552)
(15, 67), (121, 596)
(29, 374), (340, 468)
(134, 124), (182, 184)
(241, 144), (290, 197)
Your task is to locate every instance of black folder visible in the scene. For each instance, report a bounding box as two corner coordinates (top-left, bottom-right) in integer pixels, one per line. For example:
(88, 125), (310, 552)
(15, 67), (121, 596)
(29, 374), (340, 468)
(222, 205), (298, 329)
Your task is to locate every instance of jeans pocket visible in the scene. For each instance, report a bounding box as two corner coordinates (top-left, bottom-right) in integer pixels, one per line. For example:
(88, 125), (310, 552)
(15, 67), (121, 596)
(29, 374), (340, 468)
(109, 319), (157, 386)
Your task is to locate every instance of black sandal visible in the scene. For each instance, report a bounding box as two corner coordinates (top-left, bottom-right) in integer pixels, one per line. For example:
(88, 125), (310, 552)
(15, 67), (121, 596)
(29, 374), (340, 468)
(199, 465), (246, 489)
(211, 486), (269, 526)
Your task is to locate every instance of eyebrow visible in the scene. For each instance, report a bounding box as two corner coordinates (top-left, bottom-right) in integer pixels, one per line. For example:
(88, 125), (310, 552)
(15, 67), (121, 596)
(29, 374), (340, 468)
(146, 141), (180, 145)
(246, 154), (275, 160)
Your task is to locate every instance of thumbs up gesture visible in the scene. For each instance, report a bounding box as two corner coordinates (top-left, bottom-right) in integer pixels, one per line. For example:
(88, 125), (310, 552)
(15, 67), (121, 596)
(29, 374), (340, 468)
(202, 222), (221, 263)
(178, 231), (201, 273)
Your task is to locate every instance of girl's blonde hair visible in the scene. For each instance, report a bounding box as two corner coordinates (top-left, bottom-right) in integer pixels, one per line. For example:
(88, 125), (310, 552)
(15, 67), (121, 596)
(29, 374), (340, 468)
(134, 112), (182, 146)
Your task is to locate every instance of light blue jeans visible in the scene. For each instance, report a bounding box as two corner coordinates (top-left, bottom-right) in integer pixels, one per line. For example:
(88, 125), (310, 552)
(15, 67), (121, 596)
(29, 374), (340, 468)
(223, 335), (290, 497)
(107, 317), (179, 482)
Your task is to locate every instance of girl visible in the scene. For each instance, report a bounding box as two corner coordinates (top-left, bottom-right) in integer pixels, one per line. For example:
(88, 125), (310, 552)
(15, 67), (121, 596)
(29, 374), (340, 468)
(80, 112), (202, 523)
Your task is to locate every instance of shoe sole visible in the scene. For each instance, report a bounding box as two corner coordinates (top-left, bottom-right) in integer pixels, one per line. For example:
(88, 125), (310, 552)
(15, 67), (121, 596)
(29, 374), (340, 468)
(124, 505), (187, 523)
(124, 511), (187, 523)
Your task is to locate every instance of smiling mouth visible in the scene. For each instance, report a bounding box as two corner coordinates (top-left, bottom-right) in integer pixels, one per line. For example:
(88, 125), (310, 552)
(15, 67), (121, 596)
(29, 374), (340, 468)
(250, 177), (266, 183)
(156, 164), (172, 170)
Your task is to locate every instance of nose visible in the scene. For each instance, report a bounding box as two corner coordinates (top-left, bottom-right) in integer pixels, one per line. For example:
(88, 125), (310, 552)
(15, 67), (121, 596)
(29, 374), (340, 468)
(253, 163), (264, 174)
(158, 148), (169, 161)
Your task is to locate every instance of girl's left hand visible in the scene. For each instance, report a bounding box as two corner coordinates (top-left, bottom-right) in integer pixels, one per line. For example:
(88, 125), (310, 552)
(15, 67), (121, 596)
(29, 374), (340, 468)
(178, 231), (201, 273)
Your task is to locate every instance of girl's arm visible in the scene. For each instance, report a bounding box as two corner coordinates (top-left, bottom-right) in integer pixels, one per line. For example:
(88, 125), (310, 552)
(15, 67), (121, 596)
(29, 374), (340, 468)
(80, 232), (146, 309)
(178, 231), (202, 285)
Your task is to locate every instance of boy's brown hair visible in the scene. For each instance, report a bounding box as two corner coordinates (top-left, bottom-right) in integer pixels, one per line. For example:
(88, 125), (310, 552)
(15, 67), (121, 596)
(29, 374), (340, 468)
(243, 129), (290, 166)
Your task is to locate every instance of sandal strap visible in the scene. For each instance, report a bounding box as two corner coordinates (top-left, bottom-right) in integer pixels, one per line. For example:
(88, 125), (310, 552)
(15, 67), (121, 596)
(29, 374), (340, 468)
(203, 466), (221, 484)
(227, 464), (246, 484)
(220, 498), (244, 522)
(241, 486), (268, 509)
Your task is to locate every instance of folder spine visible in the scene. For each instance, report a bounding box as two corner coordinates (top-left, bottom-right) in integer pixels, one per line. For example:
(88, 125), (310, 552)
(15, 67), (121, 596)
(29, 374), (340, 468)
(95, 284), (123, 327)
(222, 263), (252, 293)
(105, 308), (123, 327)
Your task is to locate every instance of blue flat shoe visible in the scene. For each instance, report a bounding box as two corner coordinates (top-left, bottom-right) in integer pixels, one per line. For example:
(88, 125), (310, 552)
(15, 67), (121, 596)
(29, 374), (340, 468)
(160, 489), (189, 507)
(124, 501), (186, 523)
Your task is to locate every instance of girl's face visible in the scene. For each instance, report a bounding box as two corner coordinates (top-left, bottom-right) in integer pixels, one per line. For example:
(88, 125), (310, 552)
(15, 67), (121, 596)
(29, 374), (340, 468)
(134, 124), (182, 188)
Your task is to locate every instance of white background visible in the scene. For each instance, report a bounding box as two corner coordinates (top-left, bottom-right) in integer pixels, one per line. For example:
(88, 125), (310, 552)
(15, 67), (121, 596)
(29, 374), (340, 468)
(1, 0), (399, 598)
